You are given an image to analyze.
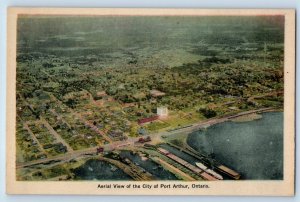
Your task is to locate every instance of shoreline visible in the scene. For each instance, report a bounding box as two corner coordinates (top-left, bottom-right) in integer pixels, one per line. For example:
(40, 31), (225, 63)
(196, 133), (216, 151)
(154, 107), (283, 139)
(184, 108), (283, 151)
(229, 108), (283, 123)
(16, 108), (283, 173)
(165, 108), (283, 151)
(230, 113), (262, 122)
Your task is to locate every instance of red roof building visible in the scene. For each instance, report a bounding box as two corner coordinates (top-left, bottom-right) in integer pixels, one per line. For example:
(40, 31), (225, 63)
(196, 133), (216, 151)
(138, 115), (159, 125)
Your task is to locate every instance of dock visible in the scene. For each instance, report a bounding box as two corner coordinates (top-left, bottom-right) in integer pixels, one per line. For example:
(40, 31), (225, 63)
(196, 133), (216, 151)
(99, 156), (155, 181)
(166, 142), (241, 180)
(157, 147), (219, 181)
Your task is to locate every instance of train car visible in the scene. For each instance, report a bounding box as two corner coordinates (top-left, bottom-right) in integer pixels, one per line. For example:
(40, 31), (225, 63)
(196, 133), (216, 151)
(200, 172), (219, 181)
(196, 162), (208, 170)
(166, 153), (176, 160)
(206, 169), (223, 180)
(217, 165), (241, 180)
(167, 153), (205, 174)
(169, 154), (188, 167)
(187, 164), (203, 174)
(196, 162), (223, 180)
(157, 147), (170, 155)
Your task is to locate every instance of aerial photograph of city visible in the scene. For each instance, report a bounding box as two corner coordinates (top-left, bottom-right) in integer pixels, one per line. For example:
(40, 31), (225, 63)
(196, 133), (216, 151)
(15, 15), (284, 181)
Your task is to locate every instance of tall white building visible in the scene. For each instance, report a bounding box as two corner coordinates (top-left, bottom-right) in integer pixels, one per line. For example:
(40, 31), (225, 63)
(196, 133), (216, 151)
(157, 107), (168, 117)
